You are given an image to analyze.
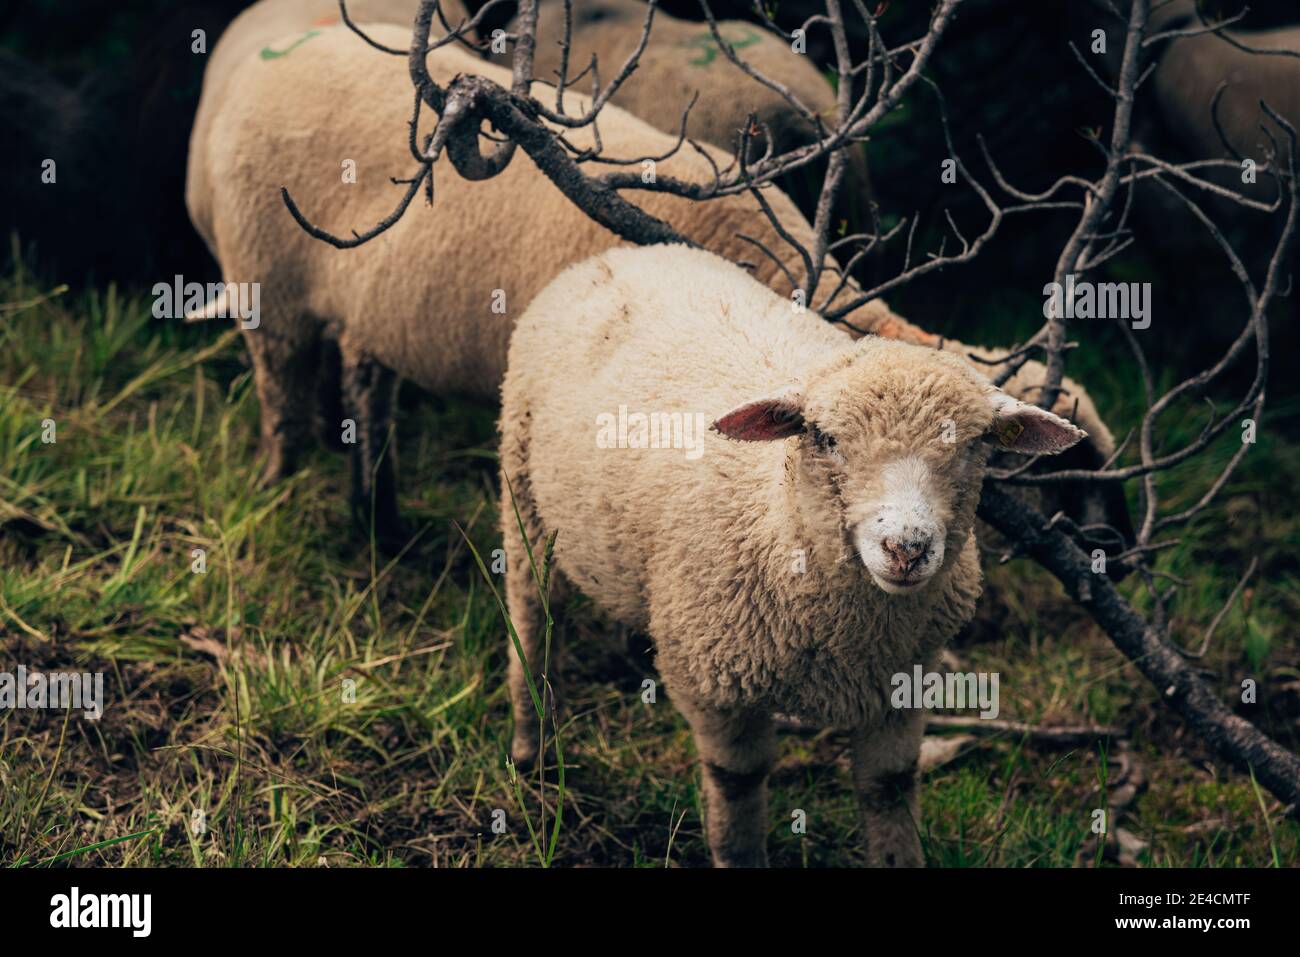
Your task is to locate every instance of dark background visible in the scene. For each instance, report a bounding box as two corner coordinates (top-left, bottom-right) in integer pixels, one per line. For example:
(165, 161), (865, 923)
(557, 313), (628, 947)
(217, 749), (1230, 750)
(2, 0), (1297, 375)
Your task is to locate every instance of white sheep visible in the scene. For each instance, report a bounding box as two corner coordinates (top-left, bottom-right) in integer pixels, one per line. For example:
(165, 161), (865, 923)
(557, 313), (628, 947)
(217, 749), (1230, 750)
(188, 0), (469, 261)
(186, 16), (1116, 546)
(498, 244), (1086, 867)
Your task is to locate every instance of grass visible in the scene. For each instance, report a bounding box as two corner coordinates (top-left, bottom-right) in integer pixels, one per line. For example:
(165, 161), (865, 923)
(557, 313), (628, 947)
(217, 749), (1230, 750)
(0, 251), (1296, 868)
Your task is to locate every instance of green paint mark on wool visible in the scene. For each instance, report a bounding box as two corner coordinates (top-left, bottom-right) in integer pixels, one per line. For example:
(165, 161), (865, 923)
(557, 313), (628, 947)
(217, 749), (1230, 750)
(679, 27), (763, 67)
(260, 30), (323, 60)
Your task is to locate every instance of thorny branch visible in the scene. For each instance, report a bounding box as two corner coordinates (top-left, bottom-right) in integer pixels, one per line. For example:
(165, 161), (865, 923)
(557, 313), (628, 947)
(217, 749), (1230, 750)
(283, 0), (1300, 810)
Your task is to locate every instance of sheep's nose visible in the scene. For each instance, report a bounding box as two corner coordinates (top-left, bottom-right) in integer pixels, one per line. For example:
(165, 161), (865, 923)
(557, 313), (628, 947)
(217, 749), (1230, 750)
(882, 537), (930, 575)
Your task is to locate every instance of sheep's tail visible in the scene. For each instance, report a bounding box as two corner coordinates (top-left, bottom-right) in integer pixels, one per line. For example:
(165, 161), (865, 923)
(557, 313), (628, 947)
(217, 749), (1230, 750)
(184, 283), (235, 322)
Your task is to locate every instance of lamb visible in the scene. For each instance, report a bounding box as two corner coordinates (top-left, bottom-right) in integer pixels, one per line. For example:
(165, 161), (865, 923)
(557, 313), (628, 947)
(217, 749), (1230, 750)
(498, 244), (1087, 867)
(186, 16), (1118, 547)
(493, 0), (872, 222)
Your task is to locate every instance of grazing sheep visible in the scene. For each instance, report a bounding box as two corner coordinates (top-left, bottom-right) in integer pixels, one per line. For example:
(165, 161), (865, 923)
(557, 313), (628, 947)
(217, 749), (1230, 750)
(1140, 0), (1300, 358)
(1133, 0), (1299, 184)
(186, 0), (471, 459)
(188, 0), (470, 260)
(494, 0), (873, 226)
(1072, 0), (1298, 242)
(498, 244), (1086, 867)
(1069, 0), (1300, 362)
(187, 19), (1117, 546)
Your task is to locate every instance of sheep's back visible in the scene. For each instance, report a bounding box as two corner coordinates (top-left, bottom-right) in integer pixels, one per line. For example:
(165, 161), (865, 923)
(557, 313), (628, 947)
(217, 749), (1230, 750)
(1152, 26), (1300, 200)
(187, 0), (466, 254)
(525, 3), (837, 156)
(202, 20), (834, 397)
(503, 245), (846, 628)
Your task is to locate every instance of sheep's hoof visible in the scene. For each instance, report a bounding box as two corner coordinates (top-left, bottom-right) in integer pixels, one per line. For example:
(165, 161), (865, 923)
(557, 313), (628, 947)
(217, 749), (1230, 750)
(510, 729), (561, 776)
(711, 848), (770, 868)
(257, 447), (295, 488)
(510, 732), (543, 775)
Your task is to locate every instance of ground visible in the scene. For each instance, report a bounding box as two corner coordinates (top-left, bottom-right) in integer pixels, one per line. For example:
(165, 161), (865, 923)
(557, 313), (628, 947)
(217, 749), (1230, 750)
(1, 253), (1297, 867)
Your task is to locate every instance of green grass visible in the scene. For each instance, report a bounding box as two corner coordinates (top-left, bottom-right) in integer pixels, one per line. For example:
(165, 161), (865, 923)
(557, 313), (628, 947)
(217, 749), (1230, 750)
(0, 253), (1296, 868)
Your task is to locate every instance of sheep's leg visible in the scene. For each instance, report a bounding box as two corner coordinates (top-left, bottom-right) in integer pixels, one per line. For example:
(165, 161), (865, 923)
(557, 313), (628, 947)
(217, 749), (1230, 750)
(501, 472), (565, 771)
(503, 560), (564, 773)
(339, 337), (408, 552)
(675, 696), (776, 867)
(850, 708), (926, 868)
(242, 327), (320, 487)
(314, 336), (347, 452)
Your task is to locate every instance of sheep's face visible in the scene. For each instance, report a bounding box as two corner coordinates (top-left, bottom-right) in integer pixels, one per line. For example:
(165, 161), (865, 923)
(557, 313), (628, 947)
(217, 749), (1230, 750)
(712, 340), (1088, 594)
(847, 453), (963, 594)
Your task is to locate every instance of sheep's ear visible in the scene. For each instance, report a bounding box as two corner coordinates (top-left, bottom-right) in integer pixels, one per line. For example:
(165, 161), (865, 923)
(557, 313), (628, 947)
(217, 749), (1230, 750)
(984, 391), (1087, 454)
(712, 392), (805, 442)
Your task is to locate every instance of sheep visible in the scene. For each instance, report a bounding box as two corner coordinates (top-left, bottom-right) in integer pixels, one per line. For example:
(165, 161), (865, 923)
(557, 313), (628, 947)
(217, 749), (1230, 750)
(186, 18), (1118, 547)
(493, 0), (873, 227)
(1067, 0), (1300, 361)
(1138, 0), (1299, 358)
(498, 243), (1087, 867)
(1131, 0), (1299, 183)
(188, 0), (470, 261)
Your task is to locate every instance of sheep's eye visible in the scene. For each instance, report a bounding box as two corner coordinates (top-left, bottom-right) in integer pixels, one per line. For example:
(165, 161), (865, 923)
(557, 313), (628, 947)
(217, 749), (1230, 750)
(810, 425), (837, 454)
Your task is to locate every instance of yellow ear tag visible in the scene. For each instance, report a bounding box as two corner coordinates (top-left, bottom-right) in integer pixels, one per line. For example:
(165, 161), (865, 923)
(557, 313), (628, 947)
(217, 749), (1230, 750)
(993, 418), (1025, 447)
